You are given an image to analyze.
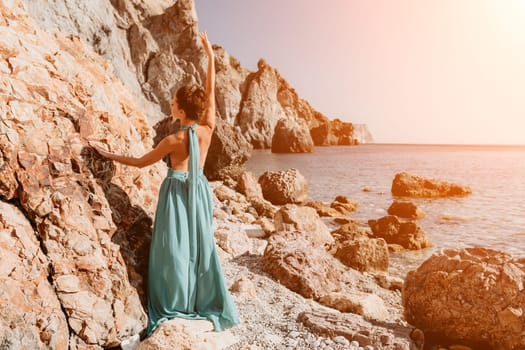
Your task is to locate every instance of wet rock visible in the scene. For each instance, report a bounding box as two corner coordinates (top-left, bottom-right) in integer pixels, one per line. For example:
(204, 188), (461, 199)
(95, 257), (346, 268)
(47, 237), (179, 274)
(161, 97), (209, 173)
(304, 201), (342, 217)
(260, 231), (344, 300)
(391, 172), (472, 198)
(258, 168), (308, 205)
(404, 247), (525, 350)
(334, 237), (389, 272)
(271, 118), (314, 153)
(368, 215), (430, 250)
(387, 200), (425, 219)
(274, 204), (334, 246)
(330, 195), (358, 215)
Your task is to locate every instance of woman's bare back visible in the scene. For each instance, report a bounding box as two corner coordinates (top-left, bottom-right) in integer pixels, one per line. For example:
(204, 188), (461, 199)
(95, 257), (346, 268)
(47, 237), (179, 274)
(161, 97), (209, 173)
(168, 125), (212, 171)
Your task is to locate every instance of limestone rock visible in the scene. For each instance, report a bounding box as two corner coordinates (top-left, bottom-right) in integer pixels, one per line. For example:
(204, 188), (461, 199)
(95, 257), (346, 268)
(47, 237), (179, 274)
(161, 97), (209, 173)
(0, 2), (168, 345)
(0, 201), (69, 350)
(368, 216), (430, 250)
(403, 247), (525, 350)
(230, 277), (257, 301)
(331, 222), (368, 242)
(260, 231), (344, 300)
(310, 118), (355, 146)
(387, 200), (425, 219)
(319, 292), (390, 321)
(330, 195), (358, 215)
(258, 168), (308, 205)
(391, 172), (472, 198)
(274, 204), (334, 246)
(214, 223), (267, 257)
(271, 118), (314, 153)
(304, 201), (342, 217)
(334, 238), (389, 272)
(298, 310), (415, 349)
(138, 318), (238, 350)
(236, 171), (264, 200)
(236, 61), (286, 148)
(204, 120), (253, 180)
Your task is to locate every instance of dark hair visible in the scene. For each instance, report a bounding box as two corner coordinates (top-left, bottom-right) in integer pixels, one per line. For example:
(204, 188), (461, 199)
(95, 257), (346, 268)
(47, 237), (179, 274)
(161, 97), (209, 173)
(175, 85), (206, 120)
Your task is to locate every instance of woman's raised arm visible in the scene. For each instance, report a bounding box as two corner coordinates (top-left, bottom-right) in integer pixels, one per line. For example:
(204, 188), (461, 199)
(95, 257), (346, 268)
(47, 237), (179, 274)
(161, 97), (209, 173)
(200, 32), (216, 131)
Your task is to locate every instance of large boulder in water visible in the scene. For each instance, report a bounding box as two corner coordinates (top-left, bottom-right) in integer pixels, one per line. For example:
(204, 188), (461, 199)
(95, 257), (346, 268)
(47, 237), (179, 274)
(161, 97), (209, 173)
(368, 216), (430, 250)
(334, 237), (389, 273)
(403, 247), (525, 350)
(391, 172), (472, 198)
(271, 118), (314, 153)
(258, 168), (309, 205)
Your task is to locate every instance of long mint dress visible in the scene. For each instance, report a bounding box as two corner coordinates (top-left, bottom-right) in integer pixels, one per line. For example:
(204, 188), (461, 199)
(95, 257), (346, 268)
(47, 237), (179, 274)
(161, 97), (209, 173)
(146, 123), (240, 336)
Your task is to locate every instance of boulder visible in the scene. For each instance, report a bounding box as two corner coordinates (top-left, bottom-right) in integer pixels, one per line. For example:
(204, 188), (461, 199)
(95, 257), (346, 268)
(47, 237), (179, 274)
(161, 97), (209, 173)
(403, 247), (525, 350)
(330, 195), (358, 215)
(0, 202), (69, 350)
(331, 222), (368, 242)
(258, 168), (308, 205)
(368, 216), (430, 250)
(204, 120), (253, 180)
(387, 200), (425, 219)
(260, 231), (344, 300)
(334, 238), (389, 272)
(319, 292), (389, 321)
(298, 310), (415, 349)
(214, 223), (267, 257)
(271, 118), (314, 153)
(310, 118), (355, 146)
(138, 318), (237, 350)
(230, 277), (257, 301)
(236, 171), (264, 200)
(274, 204), (334, 246)
(304, 201), (342, 217)
(391, 172), (472, 198)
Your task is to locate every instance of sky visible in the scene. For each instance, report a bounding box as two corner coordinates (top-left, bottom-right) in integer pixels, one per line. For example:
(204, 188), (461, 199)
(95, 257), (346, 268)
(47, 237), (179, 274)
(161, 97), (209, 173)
(194, 1), (525, 145)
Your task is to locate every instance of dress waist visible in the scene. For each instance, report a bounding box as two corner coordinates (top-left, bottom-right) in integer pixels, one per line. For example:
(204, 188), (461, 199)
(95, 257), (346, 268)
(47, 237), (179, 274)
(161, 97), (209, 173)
(166, 167), (204, 180)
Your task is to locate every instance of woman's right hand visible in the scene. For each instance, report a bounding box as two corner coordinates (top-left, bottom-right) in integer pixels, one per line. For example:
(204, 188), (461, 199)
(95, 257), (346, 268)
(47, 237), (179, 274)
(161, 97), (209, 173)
(199, 31), (213, 57)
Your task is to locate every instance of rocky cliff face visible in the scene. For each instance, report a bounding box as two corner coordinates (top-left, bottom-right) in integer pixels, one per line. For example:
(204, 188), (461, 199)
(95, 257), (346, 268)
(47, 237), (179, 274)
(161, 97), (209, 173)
(22, 0), (369, 177)
(1, 0), (166, 347)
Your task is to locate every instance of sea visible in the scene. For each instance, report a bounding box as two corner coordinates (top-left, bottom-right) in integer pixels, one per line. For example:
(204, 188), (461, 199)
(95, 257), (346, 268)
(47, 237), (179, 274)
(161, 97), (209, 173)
(245, 144), (525, 277)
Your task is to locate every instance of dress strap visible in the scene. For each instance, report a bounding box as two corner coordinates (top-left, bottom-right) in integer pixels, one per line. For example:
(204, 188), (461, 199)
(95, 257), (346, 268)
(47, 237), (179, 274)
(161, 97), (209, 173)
(186, 123), (199, 268)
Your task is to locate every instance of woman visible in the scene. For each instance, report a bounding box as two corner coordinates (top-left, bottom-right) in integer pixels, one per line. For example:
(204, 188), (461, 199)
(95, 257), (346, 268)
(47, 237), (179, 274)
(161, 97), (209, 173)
(89, 32), (240, 336)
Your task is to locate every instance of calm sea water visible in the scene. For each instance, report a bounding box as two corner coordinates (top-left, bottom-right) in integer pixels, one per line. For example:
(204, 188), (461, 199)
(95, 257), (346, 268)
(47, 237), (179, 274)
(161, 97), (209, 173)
(245, 144), (525, 277)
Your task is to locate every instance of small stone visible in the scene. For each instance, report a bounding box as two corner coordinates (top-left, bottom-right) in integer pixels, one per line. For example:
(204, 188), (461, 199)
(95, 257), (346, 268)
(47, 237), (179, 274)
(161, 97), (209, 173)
(333, 335), (350, 346)
(288, 330), (301, 338)
(379, 333), (392, 345)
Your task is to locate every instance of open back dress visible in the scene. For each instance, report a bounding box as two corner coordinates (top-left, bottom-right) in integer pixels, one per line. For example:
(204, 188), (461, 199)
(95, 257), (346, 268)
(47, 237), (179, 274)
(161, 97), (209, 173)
(146, 123), (240, 336)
